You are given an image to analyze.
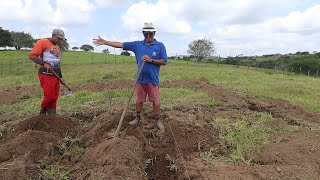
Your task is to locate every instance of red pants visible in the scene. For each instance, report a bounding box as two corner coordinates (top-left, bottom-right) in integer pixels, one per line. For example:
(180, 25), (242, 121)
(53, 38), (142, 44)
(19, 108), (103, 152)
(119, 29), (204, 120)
(135, 83), (160, 106)
(38, 73), (60, 109)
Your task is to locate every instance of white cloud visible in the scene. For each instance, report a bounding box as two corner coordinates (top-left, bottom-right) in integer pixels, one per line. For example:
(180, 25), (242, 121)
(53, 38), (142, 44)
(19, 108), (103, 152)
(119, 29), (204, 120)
(1, 0), (319, 56)
(0, 0), (94, 26)
(53, 0), (95, 26)
(175, 0), (295, 25)
(208, 4), (320, 56)
(121, 0), (295, 35)
(121, 0), (319, 56)
(94, 0), (131, 7)
(268, 5), (320, 35)
(122, 1), (191, 34)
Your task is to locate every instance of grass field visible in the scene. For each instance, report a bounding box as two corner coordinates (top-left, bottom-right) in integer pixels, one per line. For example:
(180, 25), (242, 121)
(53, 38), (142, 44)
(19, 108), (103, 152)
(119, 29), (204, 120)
(1, 50), (320, 179)
(1, 50), (320, 116)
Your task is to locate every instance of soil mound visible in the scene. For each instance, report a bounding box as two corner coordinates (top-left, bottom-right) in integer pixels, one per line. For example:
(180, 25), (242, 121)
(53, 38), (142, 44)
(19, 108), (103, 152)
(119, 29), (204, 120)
(14, 115), (78, 137)
(72, 136), (145, 180)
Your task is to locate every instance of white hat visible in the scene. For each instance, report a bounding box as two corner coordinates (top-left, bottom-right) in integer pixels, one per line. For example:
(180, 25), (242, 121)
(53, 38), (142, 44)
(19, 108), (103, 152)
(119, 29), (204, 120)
(142, 22), (156, 32)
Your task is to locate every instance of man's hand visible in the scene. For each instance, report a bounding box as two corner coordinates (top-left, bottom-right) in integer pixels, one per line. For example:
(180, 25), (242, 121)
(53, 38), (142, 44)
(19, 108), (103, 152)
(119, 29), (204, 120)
(141, 55), (153, 62)
(43, 63), (52, 72)
(93, 36), (106, 46)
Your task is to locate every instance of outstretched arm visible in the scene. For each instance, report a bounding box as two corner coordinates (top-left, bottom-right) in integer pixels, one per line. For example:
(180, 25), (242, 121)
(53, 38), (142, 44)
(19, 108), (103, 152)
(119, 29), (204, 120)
(93, 36), (123, 48)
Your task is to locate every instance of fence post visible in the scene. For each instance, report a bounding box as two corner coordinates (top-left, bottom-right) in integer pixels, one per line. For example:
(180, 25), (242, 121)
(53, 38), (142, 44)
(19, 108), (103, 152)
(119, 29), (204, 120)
(113, 48), (116, 65)
(91, 52), (93, 64)
(77, 52), (79, 65)
(1, 59), (3, 76)
(16, 59), (18, 72)
(299, 67), (302, 75)
(23, 59), (25, 71)
(308, 70), (310, 76)
(9, 59), (12, 74)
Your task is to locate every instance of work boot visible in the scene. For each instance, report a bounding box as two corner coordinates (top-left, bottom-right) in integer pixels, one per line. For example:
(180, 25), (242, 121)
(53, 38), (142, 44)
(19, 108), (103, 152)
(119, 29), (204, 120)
(129, 113), (141, 125)
(156, 120), (164, 130)
(39, 108), (47, 115)
(154, 115), (164, 130)
(47, 109), (56, 115)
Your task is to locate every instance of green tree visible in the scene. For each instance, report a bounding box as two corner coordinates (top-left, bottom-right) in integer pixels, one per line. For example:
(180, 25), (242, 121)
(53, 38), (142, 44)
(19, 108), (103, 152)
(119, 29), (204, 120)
(59, 40), (69, 51)
(187, 38), (216, 62)
(72, 47), (79, 51)
(120, 50), (130, 56)
(80, 44), (94, 52)
(10, 31), (35, 50)
(0, 27), (13, 47)
(102, 49), (110, 54)
(288, 56), (320, 75)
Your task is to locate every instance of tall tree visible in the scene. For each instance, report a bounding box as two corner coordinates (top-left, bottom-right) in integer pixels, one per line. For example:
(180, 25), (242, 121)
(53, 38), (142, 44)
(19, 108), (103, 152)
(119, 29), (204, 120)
(0, 27), (13, 47)
(59, 40), (69, 51)
(10, 31), (35, 50)
(102, 49), (110, 54)
(187, 38), (216, 62)
(80, 44), (94, 52)
(120, 50), (130, 56)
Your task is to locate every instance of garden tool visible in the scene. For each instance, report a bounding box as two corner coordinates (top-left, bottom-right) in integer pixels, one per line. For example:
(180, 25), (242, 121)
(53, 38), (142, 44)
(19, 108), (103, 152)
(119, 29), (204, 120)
(114, 61), (146, 137)
(51, 70), (72, 96)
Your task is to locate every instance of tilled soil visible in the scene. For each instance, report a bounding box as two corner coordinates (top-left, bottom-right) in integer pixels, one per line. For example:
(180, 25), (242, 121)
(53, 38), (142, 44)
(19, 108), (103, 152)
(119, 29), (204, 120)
(0, 79), (319, 180)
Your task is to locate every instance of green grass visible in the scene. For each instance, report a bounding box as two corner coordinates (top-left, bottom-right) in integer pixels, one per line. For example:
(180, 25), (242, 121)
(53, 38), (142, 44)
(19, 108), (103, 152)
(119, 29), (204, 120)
(215, 112), (299, 162)
(1, 50), (320, 115)
(37, 164), (70, 180)
(162, 63), (320, 113)
(58, 136), (86, 156)
(0, 87), (215, 117)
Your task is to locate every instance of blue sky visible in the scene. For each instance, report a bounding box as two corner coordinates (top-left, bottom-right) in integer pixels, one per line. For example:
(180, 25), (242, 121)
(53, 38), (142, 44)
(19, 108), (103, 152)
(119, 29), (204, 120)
(0, 0), (320, 57)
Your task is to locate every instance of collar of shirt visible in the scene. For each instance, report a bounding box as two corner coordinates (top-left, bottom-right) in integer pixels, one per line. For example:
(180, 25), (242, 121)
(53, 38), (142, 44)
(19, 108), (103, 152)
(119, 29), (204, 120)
(143, 39), (158, 45)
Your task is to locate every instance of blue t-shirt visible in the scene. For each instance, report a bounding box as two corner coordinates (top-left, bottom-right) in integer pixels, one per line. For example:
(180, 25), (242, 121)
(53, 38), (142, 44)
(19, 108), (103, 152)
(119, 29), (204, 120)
(123, 39), (168, 86)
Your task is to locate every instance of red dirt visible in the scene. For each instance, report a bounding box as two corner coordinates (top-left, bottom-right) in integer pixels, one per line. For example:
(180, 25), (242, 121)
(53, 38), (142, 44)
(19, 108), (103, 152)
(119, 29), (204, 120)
(0, 79), (320, 179)
(0, 85), (39, 105)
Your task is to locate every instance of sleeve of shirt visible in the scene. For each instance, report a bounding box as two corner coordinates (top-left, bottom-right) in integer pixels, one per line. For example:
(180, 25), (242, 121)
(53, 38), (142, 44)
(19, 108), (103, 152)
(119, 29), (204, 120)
(160, 43), (168, 63)
(29, 39), (46, 65)
(122, 41), (137, 52)
(29, 39), (44, 57)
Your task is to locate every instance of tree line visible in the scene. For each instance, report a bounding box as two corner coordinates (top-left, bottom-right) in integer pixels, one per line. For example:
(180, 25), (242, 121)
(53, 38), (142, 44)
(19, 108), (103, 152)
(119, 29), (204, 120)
(176, 38), (320, 76)
(0, 27), (93, 52)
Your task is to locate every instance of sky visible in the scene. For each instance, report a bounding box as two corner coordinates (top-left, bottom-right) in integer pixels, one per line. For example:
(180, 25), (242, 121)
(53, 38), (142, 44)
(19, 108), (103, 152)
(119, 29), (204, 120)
(0, 0), (319, 57)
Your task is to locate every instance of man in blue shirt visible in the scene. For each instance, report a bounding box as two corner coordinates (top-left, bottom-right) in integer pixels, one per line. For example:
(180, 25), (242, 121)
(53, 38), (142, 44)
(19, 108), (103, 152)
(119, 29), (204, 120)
(93, 22), (167, 130)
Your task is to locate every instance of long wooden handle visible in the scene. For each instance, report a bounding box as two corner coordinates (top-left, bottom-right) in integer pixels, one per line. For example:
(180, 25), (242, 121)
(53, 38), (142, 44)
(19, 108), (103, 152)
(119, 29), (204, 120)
(51, 70), (72, 91)
(114, 61), (146, 137)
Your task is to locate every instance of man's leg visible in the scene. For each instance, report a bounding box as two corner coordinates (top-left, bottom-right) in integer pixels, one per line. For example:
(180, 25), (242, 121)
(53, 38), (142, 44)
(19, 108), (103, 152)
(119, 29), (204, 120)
(39, 74), (59, 115)
(38, 74), (50, 115)
(39, 107), (47, 114)
(147, 84), (164, 130)
(48, 77), (60, 115)
(129, 83), (147, 125)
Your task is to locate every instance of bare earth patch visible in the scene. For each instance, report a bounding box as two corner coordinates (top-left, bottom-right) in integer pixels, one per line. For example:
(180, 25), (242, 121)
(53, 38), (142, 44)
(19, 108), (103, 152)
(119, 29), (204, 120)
(0, 79), (319, 179)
